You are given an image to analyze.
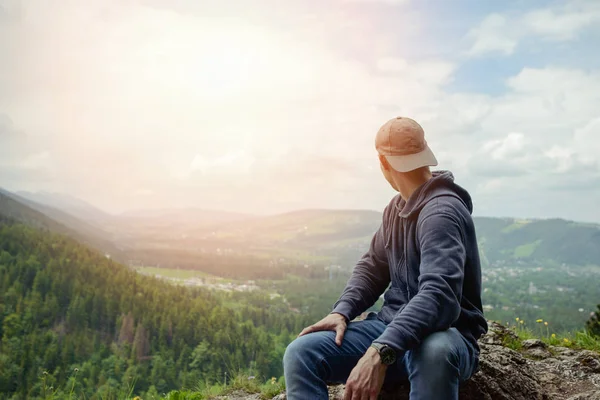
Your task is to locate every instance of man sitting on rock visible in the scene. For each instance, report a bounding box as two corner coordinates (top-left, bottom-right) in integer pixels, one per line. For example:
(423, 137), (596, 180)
(283, 117), (488, 400)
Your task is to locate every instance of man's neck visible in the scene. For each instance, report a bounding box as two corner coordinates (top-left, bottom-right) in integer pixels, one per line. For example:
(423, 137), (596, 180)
(397, 171), (432, 200)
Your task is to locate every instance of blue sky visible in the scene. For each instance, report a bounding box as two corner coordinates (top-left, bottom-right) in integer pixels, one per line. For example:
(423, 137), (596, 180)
(1, 0), (600, 222)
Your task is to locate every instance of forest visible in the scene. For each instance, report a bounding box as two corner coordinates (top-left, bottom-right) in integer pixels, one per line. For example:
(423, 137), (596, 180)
(0, 219), (310, 398)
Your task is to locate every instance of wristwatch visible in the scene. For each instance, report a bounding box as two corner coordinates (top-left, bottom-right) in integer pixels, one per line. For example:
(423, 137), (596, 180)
(370, 342), (397, 365)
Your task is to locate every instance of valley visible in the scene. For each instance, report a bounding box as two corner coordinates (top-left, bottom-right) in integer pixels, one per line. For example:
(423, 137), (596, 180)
(1, 188), (599, 398)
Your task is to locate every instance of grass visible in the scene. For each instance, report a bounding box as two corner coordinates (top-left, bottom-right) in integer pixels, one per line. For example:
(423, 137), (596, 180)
(37, 372), (285, 400)
(501, 219), (532, 233)
(162, 374), (285, 400)
(39, 368), (138, 399)
(513, 240), (542, 258)
(502, 318), (600, 353)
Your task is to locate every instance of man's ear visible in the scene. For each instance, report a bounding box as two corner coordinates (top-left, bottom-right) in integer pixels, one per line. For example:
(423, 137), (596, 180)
(378, 154), (390, 170)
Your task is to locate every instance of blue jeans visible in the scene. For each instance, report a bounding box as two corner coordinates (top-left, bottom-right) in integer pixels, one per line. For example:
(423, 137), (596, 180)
(283, 314), (479, 400)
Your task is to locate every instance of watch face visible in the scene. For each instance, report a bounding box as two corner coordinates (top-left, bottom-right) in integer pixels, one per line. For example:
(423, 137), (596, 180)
(380, 346), (396, 365)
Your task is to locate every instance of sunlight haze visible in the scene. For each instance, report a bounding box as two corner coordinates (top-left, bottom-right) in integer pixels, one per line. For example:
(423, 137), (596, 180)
(1, 0), (600, 222)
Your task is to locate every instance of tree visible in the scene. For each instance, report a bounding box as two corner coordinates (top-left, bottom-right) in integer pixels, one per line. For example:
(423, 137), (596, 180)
(587, 304), (600, 337)
(132, 323), (150, 361)
(118, 312), (135, 346)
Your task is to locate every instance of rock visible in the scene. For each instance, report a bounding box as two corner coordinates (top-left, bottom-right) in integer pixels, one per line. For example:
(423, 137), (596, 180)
(566, 391), (600, 400)
(522, 339), (553, 359)
(523, 339), (547, 349)
(347, 322), (599, 400)
(479, 321), (519, 346)
(577, 351), (600, 373)
(214, 391), (262, 400)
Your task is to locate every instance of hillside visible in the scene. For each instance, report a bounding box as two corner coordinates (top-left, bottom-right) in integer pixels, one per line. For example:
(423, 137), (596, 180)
(0, 189), (124, 260)
(476, 217), (600, 266)
(9, 190), (600, 272)
(116, 207), (600, 270)
(126, 208), (600, 272)
(0, 220), (305, 398)
(14, 190), (110, 223)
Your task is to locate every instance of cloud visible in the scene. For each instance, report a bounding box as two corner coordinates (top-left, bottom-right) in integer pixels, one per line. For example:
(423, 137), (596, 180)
(523, 4), (600, 41)
(466, 0), (600, 57)
(466, 14), (518, 56)
(0, 113), (37, 164)
(0, 113), (17, 137)
(0, 112), (59, 190)
(481, 133), (528, 161)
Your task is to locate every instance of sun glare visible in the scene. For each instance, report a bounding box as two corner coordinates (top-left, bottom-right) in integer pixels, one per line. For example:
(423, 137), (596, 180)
(137, 22), (279, 99)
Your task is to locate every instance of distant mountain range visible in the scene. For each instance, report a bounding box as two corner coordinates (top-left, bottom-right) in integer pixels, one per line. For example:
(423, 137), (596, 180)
(0, 189), (124, 259)
(1, 188), (599, 272)
(15, 190), (109, 222)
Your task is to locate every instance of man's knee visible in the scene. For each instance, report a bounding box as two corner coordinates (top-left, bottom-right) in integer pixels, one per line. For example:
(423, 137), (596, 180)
(283, 336), (306, 369)
(408, 330), (459, 369)
(283, 331), (332, 372)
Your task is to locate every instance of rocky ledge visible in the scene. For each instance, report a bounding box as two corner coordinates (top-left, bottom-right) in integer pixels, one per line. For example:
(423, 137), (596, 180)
(223, 322), (600, 400)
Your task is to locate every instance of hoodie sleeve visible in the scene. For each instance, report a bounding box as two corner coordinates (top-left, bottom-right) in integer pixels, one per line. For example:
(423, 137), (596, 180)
(374, 203), (466, 352)
(331, 211), (391, 322)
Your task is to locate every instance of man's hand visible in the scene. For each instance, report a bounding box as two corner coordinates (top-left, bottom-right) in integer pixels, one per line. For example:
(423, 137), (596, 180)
(343, 347), (387, 400)
(298, 313), (347, 346)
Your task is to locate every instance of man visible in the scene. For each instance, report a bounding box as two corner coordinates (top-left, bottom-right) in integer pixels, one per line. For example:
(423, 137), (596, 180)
(283, 117), (488, 400)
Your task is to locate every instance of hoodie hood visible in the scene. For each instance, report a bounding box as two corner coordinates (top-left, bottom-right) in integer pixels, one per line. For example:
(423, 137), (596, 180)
(395, 170), (473, 219)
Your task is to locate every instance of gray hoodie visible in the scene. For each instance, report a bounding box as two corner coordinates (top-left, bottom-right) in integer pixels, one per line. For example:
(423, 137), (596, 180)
(332, 170), (488, 354)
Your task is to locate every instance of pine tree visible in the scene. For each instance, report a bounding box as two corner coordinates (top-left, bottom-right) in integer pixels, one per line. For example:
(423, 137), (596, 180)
(118, 312), (135, 346)
(132, 323), (150, 361)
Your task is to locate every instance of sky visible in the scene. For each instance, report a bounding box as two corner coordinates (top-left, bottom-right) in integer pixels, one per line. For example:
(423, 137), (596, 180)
(1, 0), (600, 222)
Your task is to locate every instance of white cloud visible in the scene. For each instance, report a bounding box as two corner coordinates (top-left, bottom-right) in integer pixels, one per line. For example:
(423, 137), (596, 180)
(524, 6), (600, 41)
(466, 0), (600, 57)
(481, 133), (527, 161)
(544, 146), (576, 173)
(572, 117), (600, 168)
(466, 14), (518, 56)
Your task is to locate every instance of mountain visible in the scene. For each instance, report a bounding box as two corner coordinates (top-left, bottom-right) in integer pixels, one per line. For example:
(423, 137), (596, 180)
(179, 210), (600, 268)
(93, 207), (252, 245)
(215, 209), (381, 245)
(120, 207), (249, 223)
(14, 190), (109, 222)
(0, 189), (124, 259)
(0, 189), (74, 231)
(475, 217), (600, 267)
(4, 187), (600, 272)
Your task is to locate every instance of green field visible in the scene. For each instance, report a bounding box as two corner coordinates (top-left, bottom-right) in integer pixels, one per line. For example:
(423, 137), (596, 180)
(513, 240), (542, 258)
(135, 266), (217, 280)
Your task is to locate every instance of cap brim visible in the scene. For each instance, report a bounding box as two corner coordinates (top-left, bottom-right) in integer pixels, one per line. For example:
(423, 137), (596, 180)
(385, 146), (438, 173)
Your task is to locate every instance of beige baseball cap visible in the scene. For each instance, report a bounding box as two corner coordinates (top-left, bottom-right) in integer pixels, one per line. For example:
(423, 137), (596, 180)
(375, 117), (438, 172)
